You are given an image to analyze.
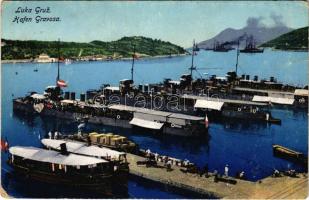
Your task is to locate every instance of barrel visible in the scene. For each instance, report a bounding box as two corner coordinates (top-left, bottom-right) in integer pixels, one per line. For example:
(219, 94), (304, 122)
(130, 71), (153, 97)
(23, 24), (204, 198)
(64, 92), (70, 100)
(246, 75), (250, 80)
(254, 75), (258, 81)
(70, 92), (75, 100)
(80, 93), (86, 102)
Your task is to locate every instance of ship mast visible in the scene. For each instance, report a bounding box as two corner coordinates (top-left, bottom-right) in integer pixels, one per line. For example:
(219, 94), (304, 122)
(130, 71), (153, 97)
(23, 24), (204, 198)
(131, 45), (135, 81)
(190, 40), (195, 77)
(235, 40), (240, 76)
(57, 38), (60, 82)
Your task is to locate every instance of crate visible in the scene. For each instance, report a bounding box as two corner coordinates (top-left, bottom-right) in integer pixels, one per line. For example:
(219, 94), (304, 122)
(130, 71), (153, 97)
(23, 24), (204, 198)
(110, 137), (122, 146)
(98, 134), (107, 144)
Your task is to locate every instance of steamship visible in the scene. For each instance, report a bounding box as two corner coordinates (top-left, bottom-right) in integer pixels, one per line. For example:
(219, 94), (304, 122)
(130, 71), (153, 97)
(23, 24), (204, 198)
(7, 144), (127, 194)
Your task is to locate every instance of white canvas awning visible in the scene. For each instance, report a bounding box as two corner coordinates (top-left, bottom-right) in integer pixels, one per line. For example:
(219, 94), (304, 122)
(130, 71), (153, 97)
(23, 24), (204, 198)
(194, 99), (224, 111)
(104, 86), (120, 91)
(294, 89), (308, 97)
(252, 95), (294, 105)
(41, 139), (125, 159)
(9, 146), (107, 166)
(31, 94), (46, 99)
(129, 118), (164, 130)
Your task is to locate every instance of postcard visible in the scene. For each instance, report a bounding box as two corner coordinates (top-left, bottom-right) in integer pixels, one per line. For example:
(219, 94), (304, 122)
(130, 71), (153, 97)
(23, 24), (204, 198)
(1, 1), (308, 199)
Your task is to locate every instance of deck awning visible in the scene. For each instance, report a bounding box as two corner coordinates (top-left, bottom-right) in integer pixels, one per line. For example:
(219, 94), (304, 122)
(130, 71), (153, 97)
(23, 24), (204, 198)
(252, 95), (294, 105)
(31, 94), (46, 99)
(130, 118), (164, 130)
(104, 86), (120, 91)
(41, 139), (125, 159)
(194, 99), (224, 111)
(294, 89), (308, 97)
(9, 146), (107, 166)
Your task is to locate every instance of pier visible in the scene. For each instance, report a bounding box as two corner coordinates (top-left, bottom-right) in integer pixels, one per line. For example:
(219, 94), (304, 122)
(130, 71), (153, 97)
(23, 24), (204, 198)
(126, 153), (308, 199)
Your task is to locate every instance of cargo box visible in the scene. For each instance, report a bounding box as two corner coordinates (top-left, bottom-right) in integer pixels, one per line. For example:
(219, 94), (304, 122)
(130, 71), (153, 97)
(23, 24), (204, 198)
(99, 135), (107, 144)
(110, 137), (122, 146)
(105, 135), (113, 145)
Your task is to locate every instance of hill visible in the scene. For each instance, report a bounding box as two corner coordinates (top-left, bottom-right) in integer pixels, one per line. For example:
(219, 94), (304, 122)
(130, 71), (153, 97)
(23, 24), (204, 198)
(260, 27), (308, 50)
(198, 17), (293, 49)
(1, 36), (186, 60)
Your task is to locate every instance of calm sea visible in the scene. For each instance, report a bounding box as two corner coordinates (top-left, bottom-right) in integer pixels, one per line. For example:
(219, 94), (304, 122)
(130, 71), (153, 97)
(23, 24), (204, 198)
(1, 49), (308, 198)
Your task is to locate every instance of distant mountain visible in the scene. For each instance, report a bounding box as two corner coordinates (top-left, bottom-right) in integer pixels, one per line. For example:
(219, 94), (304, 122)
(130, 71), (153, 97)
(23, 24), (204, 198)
(1, 36), (186, 60)
(198, 17), (293, 49)
(261, 27), (308, 50)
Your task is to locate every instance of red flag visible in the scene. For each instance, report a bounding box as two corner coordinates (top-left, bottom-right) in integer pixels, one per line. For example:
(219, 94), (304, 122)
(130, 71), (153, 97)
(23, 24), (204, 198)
(1, 139), (8, 151)
(205, 114), (209, 128)
(57, 79), (67, 87)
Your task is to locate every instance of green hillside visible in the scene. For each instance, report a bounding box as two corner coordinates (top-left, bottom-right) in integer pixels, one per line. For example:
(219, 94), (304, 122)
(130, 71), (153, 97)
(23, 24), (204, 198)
(261, 27), (308, 50)
(1, 36), (186, 60)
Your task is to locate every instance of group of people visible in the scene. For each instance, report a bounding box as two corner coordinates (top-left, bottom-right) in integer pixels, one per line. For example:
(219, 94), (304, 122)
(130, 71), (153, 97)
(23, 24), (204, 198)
(142, 149), (251, 181)
(273, 168), (298, 178)
(143, 149), (195, 171)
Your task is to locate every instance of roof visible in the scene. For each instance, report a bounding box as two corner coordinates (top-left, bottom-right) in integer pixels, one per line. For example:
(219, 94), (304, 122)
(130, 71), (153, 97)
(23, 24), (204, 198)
(9, 146), (107, 166)
(194, 99), (224, 111)
(31, 94), (46, 99)
(252, 95), (294, 105)
(294, 89), (308, 97)
(41, 139), (125, 158)
(130, 118), (164, 130)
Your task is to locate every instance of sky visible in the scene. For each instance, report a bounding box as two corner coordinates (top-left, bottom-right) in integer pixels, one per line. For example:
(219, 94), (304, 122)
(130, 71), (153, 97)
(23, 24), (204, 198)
(2, 1), (308, 48)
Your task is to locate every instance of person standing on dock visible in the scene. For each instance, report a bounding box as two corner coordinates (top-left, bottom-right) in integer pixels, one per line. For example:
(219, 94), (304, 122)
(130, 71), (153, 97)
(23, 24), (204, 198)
(224, 164), (229, 177)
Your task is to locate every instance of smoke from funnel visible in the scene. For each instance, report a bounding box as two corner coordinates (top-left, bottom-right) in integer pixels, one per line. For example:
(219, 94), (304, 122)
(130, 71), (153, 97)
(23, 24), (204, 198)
(246, 17), (264, 28)
(270, 13), (285, 27)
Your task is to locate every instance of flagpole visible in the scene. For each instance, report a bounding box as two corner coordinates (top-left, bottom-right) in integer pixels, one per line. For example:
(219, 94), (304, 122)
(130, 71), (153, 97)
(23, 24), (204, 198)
(190, 40), (195, 77)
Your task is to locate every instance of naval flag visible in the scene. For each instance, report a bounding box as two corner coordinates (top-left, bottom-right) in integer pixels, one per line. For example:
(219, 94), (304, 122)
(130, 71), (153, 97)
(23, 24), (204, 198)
(57, 79), (67, 87)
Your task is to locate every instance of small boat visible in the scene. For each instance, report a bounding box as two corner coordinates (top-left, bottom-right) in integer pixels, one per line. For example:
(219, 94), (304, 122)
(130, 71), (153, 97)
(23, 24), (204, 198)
(7, 145), (118, 193)
(33, 68), (38, 72)
(272, 144), (307, 166)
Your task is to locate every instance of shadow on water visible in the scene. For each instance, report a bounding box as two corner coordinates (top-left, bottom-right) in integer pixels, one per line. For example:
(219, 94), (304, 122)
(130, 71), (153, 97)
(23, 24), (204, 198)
(1, 170), (128, 199)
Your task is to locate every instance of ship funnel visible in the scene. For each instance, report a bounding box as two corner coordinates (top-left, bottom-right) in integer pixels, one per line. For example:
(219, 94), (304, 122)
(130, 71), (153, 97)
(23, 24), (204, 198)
(60, 143), (69, 155)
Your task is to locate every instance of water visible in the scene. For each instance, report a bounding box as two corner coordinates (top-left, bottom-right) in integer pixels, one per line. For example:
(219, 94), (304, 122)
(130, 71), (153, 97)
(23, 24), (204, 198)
(1, 49), (308, 198)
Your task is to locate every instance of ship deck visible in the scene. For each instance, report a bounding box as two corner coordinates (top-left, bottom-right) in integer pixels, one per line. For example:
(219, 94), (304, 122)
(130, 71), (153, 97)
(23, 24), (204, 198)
(126, 153), (308, 199)
(181, 94), (268, 106)
(233, 87), (295, 96)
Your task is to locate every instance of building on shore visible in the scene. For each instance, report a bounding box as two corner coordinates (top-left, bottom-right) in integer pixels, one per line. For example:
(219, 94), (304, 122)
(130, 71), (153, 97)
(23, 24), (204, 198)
(36, 54), (56, 63)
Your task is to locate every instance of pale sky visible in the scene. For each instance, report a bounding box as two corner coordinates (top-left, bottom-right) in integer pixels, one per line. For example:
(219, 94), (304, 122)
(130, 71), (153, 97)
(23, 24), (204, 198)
(2, 1), (308, 47)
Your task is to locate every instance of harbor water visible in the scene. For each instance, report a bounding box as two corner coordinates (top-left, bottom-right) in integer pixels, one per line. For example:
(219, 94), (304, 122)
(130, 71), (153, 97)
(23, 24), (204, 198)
(1, 49), (308, 198)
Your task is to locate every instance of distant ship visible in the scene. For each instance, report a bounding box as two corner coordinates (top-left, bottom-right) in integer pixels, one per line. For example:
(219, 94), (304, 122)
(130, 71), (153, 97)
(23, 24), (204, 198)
(213, 41), (230, 52)
(240, 35), (264, 53)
